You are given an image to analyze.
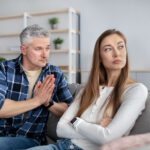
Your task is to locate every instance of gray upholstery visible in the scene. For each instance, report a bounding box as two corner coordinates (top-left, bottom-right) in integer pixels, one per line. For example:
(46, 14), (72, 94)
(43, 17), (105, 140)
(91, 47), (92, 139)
(130, 92), (150, 135)
(46, 84), (150, 150)
(46, 112), (60, 143)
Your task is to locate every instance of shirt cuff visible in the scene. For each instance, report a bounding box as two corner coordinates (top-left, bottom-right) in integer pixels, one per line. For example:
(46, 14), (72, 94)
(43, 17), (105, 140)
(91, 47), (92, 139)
(0, 96), (5, 109)
(72, 117), (83, 130)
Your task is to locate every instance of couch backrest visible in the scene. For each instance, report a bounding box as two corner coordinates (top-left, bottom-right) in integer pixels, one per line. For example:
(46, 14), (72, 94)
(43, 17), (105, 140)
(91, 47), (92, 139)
(68, 83), (83, 97)
(130, 92), (150, 135)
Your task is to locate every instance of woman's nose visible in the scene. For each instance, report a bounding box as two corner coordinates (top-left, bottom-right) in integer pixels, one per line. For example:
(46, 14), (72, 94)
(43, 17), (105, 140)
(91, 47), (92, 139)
(113, 48), (120, 57)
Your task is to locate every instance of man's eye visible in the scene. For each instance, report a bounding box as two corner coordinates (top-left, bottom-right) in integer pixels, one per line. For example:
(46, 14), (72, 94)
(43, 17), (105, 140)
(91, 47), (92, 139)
(118, 45), (124, 49)
(46, 48), (50, 51)
(35, 48), (42, 51)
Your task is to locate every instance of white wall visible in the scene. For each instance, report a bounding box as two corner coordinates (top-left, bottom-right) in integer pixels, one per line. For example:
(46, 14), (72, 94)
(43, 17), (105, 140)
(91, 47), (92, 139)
(0, 0), (150, 85)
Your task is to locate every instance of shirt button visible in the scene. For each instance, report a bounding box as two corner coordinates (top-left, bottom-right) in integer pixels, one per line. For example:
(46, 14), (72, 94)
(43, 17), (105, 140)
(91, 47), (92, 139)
(70, 145), (74, 149)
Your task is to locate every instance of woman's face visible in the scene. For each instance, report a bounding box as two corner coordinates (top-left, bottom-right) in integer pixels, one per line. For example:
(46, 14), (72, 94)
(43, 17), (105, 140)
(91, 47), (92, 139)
(100, 34), (127, 72)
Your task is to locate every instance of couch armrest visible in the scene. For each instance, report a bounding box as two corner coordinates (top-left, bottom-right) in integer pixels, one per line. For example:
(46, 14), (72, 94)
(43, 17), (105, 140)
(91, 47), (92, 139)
(130, 92), (150, 135)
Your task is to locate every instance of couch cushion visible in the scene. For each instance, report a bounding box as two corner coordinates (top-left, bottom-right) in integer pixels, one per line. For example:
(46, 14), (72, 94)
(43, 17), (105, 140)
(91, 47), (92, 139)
(130, 92), (150, 135)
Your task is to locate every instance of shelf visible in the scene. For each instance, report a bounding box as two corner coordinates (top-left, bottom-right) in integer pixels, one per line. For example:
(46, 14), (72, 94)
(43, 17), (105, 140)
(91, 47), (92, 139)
(62, 70), (77, 73)
(58, 65), (78, 74)
(79, 70), (150, 73)
(71, 50), (80, 54)
(50, 29), (80, 34)
(0, 29), (80, 38)
(51, 49), (68, 53)
(29, 8), (68, 16)
(49, 29), (68, 33)
(0, 49), (80, 55)
(29, 8), (80, 16)
(130, 70), (150, 72)
(50, 49), (80, 54)
(0, 14), (23, 20)
(71, 30), (80, 34)
(0, 33), (19, 37)
(0, 8), (80, 21)
(0, 51), (20, 55)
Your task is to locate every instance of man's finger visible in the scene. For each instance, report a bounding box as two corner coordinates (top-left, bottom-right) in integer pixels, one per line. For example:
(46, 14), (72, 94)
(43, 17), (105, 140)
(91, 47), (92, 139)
(34, 81), (42, 91)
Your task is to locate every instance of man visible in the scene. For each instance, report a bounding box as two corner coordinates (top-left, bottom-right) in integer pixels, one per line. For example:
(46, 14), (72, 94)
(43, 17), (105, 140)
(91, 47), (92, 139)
(0, 24), (73, 149)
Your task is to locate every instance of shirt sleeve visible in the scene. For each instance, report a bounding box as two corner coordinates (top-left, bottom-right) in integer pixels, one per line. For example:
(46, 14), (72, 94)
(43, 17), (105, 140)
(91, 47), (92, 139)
(73, 83), (148, 145)
(54, 70), (73, 106)
(57, 89), (85, 139)
(0, 63), (8, 109)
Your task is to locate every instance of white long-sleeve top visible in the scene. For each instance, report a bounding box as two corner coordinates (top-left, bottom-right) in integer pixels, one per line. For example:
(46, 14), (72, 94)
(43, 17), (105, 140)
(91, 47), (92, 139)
(57, 83), (148, 150)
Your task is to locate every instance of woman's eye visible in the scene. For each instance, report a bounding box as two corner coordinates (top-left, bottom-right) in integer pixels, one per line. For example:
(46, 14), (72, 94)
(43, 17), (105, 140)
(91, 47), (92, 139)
(105, 48), (111, 52)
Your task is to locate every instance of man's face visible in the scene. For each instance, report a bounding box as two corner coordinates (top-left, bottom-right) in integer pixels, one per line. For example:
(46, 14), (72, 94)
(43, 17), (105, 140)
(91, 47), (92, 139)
(21, 37), (50, 70)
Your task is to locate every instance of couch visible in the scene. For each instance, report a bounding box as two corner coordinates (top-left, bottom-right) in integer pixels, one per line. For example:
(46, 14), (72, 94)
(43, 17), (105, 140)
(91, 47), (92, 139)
(46, 83), (150, 149)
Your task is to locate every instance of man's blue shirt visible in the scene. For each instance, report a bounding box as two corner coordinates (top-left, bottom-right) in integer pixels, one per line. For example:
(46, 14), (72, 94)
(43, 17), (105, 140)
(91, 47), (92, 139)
(0, 54), (73, 144)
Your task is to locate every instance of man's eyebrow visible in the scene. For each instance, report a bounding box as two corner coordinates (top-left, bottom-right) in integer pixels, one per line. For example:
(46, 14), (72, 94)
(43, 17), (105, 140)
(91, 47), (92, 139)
(117, 41), (124, 44)
(36, 46), (42, 48)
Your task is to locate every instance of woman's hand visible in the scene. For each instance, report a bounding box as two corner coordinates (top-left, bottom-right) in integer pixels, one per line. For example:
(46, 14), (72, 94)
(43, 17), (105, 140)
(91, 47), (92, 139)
(100, 117), (112, 127)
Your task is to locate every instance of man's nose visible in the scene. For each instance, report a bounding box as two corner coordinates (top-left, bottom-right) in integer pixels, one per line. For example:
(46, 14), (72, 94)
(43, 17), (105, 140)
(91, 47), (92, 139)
(42, 49), (46, 57)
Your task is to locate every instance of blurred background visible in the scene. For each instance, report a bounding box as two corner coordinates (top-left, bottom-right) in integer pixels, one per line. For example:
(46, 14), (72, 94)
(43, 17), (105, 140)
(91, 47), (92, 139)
(0, 0), (150, 89)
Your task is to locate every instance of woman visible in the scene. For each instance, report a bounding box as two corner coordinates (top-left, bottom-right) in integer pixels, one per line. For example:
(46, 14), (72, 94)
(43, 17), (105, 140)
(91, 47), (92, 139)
(26, 29), (148, 150)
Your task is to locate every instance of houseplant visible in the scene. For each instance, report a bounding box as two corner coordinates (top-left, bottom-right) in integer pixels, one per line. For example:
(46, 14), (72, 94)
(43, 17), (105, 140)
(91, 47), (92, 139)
(53, 38), (64, 49)
(49, 17), (58, 29)
(0, 57), (6, 62)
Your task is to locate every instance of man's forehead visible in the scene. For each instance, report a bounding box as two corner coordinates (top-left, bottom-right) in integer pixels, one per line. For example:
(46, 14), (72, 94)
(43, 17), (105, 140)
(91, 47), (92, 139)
(31, 37), (50, 44)
(32, 37), (50, 41)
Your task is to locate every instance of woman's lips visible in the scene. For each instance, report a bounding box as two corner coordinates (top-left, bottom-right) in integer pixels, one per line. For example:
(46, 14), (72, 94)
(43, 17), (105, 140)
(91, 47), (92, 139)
(113, 60), (121, 64)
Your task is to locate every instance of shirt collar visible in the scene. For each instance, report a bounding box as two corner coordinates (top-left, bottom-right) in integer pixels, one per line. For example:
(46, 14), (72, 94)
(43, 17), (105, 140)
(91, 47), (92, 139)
(15, 54), (50, 73)
(15, 54), (24, 73)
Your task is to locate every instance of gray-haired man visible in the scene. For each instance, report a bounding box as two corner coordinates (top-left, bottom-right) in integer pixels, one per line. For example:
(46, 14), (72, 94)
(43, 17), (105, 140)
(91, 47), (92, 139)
(0, 24), (72, 149)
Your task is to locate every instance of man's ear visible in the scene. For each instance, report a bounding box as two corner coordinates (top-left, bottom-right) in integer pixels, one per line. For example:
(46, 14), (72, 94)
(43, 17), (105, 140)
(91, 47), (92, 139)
(20, 45), (26, 55)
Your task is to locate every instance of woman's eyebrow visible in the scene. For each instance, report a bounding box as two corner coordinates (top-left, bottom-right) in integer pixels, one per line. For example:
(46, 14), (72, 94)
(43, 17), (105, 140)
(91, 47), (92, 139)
(102, 44), (111, 48)
(103, 44), (111, 47)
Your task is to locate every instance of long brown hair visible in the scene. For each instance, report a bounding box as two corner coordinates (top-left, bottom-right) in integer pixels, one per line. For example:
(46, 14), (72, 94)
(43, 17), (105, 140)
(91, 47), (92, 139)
(77, 29), (130, 118)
